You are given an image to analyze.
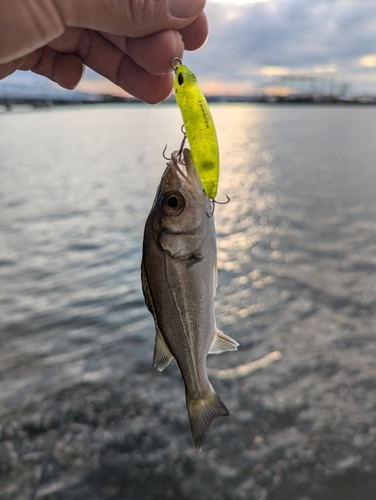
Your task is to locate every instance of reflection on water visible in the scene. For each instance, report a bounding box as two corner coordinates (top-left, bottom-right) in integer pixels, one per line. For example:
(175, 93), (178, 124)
(209, 351), (283, 380)
(1, 104), (376, 499)
(212, 105), (283, 332)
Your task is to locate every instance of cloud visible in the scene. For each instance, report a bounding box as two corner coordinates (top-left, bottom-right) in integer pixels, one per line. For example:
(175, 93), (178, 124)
(184, 0), (376, 93)
(7, 0), (376, 96)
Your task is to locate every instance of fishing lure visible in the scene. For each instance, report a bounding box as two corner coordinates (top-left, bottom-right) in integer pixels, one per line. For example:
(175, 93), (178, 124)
(172, 58), (219, 199)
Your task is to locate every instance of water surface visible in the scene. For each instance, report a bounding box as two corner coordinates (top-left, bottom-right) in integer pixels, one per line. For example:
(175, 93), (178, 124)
(1, 104), (376, 499)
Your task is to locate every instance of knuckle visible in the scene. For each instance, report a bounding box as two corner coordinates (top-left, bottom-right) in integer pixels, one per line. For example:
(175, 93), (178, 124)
(77, 29), (93, 60)
(124, 0), (166, 37)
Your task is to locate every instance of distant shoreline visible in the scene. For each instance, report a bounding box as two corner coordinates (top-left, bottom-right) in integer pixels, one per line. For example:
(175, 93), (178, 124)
(1, 94), (376, 110)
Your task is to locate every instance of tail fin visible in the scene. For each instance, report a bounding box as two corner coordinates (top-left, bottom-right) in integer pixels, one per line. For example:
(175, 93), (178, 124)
(186, 391), (229, 450)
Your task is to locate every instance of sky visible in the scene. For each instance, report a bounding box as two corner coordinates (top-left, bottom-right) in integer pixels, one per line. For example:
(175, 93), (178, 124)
(180, 0), (376, 96)
(5, 0), (376, 97)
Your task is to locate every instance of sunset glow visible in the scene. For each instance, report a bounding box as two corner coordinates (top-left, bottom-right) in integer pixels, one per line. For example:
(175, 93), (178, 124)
(77, 79), (131, 97)
(360, 54), (376, 67)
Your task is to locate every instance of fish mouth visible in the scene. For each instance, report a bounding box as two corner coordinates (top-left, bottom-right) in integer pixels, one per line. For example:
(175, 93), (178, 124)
(170, 150), (187, 180)
(161, 152), (185, 183)
(171, 149), (201, 184)
(161, 148), (204, 200)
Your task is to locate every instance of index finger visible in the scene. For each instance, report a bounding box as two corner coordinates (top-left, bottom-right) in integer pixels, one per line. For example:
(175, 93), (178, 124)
(52, 0), (206, 37)
(49, 28), (175, 103)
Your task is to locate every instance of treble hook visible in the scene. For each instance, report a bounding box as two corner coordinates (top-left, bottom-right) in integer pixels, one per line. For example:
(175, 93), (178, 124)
(205, 195), (230, 217)
(162, 125), (187, 164)
(213, 194), (231, 205)
(177, 126), (187, 164)
(162, 144), (170, 161)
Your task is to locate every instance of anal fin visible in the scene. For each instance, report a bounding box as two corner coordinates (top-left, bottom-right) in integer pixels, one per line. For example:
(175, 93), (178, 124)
(153, 327), (174, 372)
(209, 330), (239, 354)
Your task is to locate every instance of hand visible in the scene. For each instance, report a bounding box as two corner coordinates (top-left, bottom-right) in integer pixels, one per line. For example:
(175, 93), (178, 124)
(0, 0), (208, 104)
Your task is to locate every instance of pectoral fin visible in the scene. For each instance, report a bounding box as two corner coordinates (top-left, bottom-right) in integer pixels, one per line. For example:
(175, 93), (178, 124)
(153, 328), (174, 372)
(209, 330), (239, 354)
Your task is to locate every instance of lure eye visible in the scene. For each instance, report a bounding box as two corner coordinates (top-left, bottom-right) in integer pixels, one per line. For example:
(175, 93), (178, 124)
(178, 72), (184, 86)
(163, 191), (185, 215)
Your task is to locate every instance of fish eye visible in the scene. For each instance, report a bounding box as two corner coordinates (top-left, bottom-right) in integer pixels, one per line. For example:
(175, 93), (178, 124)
(178, 72), (184, 86)
(163, 192), (185, 215)
(167, 196), (179, 208)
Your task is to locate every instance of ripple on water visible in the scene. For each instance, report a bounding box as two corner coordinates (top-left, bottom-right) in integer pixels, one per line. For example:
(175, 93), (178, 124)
(1, 105), (376, 498)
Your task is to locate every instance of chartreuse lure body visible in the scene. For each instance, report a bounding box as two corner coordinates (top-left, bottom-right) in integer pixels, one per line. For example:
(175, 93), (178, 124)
(173, 61), (219, 199)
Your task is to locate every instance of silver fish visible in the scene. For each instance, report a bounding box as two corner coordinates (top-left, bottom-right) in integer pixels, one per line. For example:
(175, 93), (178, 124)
(141, 148), (238, 450)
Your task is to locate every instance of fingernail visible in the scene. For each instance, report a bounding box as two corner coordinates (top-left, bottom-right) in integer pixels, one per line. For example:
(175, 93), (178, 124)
(169, 0), (205, 18)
